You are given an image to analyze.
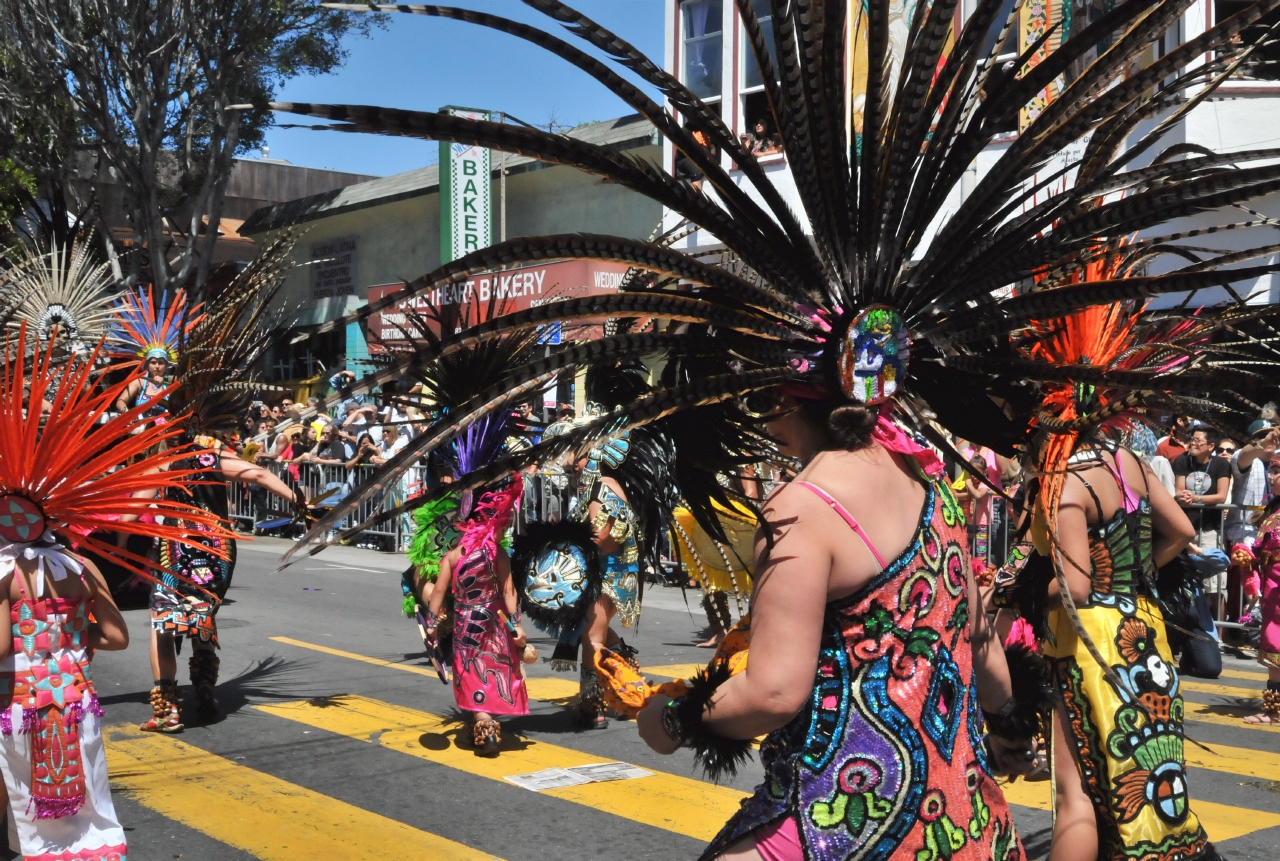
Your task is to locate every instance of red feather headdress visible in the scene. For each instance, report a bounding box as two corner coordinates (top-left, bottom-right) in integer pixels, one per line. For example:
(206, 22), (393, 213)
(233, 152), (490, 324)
(1, 324), (235, 583)
(108, 286), (204, 365)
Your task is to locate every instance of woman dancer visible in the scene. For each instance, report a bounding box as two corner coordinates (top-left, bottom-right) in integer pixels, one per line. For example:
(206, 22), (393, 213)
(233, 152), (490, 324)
(426, 481), (528, 756)
(1241, 456), (1280, 725)
(997, 289), (1226, 861)
(0, 326), (233, 860)
(636, 331), (1038, 861)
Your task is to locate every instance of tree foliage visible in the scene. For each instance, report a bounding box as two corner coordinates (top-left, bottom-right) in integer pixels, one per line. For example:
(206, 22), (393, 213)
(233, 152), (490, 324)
(0, 1), (381, 295)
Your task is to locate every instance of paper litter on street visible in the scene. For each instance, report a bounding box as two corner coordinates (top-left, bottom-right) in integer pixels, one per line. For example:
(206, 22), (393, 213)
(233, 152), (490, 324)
(563, 762), (653, 782)
(502, 768), (593, 792)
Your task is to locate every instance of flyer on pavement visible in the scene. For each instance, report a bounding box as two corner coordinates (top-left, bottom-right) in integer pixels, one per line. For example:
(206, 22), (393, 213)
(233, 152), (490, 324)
(502, 768), (593, 792)
(564, 762), (653, 783)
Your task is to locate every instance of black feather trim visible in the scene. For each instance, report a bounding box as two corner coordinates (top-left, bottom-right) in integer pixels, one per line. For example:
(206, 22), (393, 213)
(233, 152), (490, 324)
(988, 643), (1054, 741)
(675, 662), (754, 783)
(511, 520), (602, 635)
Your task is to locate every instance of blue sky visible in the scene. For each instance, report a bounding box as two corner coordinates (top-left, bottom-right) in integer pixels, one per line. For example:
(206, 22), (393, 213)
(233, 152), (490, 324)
(260, 1), (665, 177)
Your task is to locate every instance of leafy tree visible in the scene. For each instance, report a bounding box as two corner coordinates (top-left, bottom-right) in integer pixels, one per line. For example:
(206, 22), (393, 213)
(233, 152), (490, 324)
(0, 1), (381, 296)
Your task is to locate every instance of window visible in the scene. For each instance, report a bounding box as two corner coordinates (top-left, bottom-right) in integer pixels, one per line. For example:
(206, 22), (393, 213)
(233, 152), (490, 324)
(682, 0), (723, 100)
(982, 0), (1019, 60)
(742, 0), (779, 90)
(1217, 0), (1280, 81)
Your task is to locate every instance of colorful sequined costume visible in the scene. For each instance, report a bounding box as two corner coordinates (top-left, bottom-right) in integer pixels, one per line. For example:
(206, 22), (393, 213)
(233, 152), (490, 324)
(150, 443), (236, 648)
(1032, 448), (1211, 861)
(0, 325), (236, 861)
(570, 472), (641, 628)
(0, 569), (125, 860)
(449, 545), (528, 717)
(703, 474), (1022, 861)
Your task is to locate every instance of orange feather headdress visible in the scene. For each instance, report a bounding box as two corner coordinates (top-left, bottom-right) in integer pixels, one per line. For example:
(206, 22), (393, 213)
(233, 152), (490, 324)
(0, 324), (236, 584)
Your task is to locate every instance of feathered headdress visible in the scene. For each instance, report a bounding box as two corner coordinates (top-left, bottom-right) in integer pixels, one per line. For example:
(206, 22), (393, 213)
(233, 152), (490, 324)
(0, 325), (237, 583)
(265, 0), (1280, 556)
(166, 231), (298, 438)
(109, 286), (204, 364)
(2, 234), (117, 357)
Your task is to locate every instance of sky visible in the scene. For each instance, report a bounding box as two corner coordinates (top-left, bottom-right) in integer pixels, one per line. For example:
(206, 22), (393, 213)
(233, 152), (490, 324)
(259, 1), (665, 177)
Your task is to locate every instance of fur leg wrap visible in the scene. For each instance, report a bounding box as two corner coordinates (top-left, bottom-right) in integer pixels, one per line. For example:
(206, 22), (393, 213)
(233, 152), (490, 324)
(189, 651), (220, 719)
(669, 662), (754, 782)
(578, 660), (607, 725)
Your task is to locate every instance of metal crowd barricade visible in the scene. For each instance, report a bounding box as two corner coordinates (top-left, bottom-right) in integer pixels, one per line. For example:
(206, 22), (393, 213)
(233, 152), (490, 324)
(225, 460), (432, 552)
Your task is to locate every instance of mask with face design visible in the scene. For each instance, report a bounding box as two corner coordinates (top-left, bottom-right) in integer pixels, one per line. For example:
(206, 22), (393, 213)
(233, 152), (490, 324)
(511, 521), (603, 635)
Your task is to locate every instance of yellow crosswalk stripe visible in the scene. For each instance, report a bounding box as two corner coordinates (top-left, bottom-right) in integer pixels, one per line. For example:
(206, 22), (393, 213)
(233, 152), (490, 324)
(271, 635), (441, 678)
(267, 640), (1280, 841)
(996, 778), (1280, 842)
(1220, 666), (1269, 681)
(105, 728), (502, 861)
(1184, 700), (1280, 733)
(254, 694), (746, 841)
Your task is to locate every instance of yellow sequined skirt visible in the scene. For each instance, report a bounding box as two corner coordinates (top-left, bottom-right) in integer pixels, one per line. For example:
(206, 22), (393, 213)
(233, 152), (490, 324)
(1044, 597), (1211, 861)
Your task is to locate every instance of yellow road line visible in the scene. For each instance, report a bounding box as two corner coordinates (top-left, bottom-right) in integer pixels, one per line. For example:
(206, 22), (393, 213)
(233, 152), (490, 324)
(1220, 667), (1269, 681)
(254, 694), (746, 841)
(523, 676), (581, 705)
(996, 777), (1280, 842)
(271, 635), (441, 679)
(1184, 700), (1280, 733)
(645, 663), (704, 680)
(105, 729), (501, 861)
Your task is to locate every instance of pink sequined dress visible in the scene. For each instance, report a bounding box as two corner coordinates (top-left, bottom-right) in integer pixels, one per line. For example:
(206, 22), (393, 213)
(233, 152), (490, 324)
(1251, 512), (1280, 663)
(450, 548), (529, 716)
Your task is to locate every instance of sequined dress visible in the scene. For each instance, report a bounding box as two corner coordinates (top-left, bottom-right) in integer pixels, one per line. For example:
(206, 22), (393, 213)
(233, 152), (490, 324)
(702, 478), (1023, 861)
(450, 548), (528, 716)
(0, 573), (127, 860)
(149, 449), (235, 647)
(1039, 459), (1211, 861)
(1249, 510), (1280, 665)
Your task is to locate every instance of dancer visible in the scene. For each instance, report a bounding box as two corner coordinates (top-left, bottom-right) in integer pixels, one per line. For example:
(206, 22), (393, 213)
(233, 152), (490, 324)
(0, 325), (233, 861)
(109, 285), (203, 419)
(425, 481), (528, 755)
(267, 6), (1280, 857)
(993, 248), (1243, 861)
(123, 235), (307, 731)
(1241, 457), (1280, 725)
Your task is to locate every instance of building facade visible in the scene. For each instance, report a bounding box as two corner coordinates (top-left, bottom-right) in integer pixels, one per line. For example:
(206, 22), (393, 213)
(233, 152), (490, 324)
(661, 0), (1280, 307)
(241, 114), (663, 383)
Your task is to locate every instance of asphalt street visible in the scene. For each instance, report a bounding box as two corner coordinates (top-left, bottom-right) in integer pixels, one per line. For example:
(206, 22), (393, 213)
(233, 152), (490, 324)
(52, 536), (1280, 860)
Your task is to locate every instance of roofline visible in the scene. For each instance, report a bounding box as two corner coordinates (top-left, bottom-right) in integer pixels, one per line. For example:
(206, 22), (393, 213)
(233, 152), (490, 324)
(241, 116), (658, 235)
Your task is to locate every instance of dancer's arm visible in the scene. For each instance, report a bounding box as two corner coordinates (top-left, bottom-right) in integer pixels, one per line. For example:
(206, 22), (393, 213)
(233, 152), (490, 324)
(493, 549), (527, 648)
(968, 566), (1038, 776)
(114, 378), (141, 413)
(82, 557), (129, 651)
(219, 453), (297, 504)
(427, 548), (456, 621)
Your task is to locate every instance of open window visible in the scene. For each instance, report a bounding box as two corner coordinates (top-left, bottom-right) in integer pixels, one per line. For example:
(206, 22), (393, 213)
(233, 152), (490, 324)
(1217, 0), (1280, 81)
(739, 0), (783, 161)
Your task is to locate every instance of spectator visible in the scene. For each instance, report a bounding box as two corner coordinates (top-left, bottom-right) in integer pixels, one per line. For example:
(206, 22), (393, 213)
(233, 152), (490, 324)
(287, 425), (317, 462)
(1227, 420), (1279, 549)
(309, 424), (354, 466)
(751, 119), (782, 155)
(346, 432), (385, 469)
(1174, 425), (1231, 615)
(280, 396), (295, 412)
(1156, 414), (1191, 460)
(380, 423), (408, 458)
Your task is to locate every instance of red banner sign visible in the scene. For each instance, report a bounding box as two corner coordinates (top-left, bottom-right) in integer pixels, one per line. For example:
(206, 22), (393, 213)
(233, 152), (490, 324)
(366, 258), (633, 352)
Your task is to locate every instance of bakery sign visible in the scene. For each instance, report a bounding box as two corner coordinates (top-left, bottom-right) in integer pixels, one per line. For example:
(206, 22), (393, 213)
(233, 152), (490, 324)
(365, 259), (632, 352)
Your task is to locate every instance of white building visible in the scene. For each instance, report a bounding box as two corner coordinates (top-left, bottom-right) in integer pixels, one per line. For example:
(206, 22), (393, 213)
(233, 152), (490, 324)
(661, 0), (1280, 307)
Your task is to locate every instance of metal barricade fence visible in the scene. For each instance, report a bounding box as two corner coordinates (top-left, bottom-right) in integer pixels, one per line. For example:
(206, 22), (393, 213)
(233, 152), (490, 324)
(226, 461), (432, 552)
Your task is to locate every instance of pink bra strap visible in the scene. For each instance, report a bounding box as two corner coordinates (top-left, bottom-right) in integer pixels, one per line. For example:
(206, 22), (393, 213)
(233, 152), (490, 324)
(792, 481), (887, 569)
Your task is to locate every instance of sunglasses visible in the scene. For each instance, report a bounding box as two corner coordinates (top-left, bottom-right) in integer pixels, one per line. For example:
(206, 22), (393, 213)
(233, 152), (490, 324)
(1218, 446), (1237, 454)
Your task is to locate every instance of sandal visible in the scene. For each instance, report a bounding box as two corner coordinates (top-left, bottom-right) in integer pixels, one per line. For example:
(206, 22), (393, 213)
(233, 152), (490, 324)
(139, 682), (184, 733)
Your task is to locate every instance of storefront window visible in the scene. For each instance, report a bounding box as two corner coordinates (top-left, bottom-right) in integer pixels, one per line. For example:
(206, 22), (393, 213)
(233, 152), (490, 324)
(682, 0), (723, 100)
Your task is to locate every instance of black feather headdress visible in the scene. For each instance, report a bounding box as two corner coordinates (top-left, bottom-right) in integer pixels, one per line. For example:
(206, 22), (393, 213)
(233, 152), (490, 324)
(262, 0), (1280, 560)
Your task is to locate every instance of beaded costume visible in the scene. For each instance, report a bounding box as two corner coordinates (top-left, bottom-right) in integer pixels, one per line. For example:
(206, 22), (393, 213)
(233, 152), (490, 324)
(449, 545), (529, 717)
(702, 476), (1023, 861)
(0, 326), (233, 861)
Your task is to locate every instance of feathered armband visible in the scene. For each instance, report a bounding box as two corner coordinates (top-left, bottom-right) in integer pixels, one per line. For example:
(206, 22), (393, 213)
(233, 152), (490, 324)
(664, 663), (754, 783)
(985, 643), (1054, 741)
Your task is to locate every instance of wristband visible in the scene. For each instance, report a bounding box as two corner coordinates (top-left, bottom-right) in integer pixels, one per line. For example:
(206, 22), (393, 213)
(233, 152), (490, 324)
(671, 663), (754, 782)
(660, 699), (685, 744)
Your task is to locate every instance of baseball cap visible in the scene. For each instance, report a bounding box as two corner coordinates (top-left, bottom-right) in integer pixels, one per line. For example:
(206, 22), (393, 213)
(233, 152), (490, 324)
(1249, 419), (1274, 437)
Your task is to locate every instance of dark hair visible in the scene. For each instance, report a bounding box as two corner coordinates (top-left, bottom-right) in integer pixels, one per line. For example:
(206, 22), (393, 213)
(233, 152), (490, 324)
(1191, 425), (1221, 445)
(799, 399), (878, 451)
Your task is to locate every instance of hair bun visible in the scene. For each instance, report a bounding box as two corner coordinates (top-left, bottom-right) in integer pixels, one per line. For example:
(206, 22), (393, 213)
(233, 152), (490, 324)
(827, 404), (877, 450)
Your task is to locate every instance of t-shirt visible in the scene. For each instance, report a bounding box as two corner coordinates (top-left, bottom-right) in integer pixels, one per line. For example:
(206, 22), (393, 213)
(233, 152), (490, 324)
(1156, 435), (1187, 461)
(1172, 452), (1230, 532)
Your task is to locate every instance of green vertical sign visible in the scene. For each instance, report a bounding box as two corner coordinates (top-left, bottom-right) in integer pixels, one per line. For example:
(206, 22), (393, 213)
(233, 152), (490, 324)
(439, 106), (493, 264)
